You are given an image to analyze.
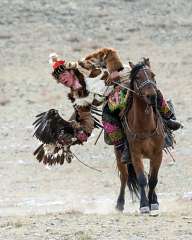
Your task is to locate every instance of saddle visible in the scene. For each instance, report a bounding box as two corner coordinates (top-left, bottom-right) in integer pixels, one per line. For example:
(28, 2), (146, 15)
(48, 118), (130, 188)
(103, 95), (177, 150)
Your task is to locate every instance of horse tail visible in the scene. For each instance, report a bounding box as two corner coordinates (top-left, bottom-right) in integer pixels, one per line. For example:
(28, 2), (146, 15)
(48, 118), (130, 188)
(127, 163), (140, 199)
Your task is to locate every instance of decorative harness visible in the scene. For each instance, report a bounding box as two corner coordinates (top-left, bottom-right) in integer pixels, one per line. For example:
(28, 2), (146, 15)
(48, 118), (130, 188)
(134, 67), (156, 97)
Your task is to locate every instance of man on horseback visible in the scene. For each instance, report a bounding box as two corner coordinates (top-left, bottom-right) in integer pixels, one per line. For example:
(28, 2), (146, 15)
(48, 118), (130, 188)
(49, 49), (182, 164)
(104, 59), (181, 161)
(81, 48), (182, 162)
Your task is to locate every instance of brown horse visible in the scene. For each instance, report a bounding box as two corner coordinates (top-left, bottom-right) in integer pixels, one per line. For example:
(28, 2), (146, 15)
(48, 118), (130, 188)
(82, 49), (165, 213)
(116, 59), (164, 213)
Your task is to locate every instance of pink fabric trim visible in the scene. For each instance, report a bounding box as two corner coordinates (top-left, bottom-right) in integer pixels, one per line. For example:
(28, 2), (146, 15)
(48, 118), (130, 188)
(103, 122), (119, 134)
(76, 131), (88, 142)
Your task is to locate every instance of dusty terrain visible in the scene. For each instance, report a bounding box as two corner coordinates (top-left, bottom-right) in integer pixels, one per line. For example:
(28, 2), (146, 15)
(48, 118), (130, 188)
(0, 0), (192, 239)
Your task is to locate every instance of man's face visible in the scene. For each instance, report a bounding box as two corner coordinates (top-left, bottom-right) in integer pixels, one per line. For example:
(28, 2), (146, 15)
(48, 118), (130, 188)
(59, 70), (75, 87)
(58, 70), (82, 90)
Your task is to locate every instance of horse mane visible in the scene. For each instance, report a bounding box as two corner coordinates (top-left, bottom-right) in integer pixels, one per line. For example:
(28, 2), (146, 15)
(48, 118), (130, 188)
(85, 48), (124, 73)
(129, 63), (145, 82)
(126, 63), (145, 112)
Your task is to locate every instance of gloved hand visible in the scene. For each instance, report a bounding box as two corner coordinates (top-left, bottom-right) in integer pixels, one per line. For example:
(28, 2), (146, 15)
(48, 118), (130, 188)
(105, 71), (120, 85)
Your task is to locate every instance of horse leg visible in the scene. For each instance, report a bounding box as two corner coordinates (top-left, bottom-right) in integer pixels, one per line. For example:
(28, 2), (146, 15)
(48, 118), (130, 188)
(132, 155), (149, 213)
(148, 153), (163, 211)
(115, 148), (128, 211)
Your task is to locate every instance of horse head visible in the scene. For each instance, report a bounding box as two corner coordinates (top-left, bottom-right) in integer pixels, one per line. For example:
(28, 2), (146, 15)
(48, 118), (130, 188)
(129, 58), (157, 107)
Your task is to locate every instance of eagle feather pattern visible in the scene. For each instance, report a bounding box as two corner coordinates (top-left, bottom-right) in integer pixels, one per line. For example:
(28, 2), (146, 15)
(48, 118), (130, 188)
(33, 107), (102, 165)
(33, 109), (76, 165)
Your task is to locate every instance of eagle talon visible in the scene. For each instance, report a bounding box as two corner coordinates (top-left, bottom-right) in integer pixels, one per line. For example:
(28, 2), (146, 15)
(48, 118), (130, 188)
(66, 150), (73, 163)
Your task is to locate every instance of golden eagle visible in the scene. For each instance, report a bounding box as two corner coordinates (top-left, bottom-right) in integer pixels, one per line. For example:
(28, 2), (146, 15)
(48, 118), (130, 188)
(33, 107), (102, 166)
(33, 109), (79, 165)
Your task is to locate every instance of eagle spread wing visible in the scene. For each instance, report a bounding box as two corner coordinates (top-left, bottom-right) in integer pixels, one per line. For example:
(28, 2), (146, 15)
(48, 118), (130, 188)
(33, 109), (77, 165)
(33, 107), (103, 166)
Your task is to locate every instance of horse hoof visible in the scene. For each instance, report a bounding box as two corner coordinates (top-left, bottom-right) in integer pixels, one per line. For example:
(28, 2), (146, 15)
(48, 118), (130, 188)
(140, 206), (150, 214)
(116, 204), (124, 212)
(150, 210), (159, 216)
(150, 204), (159, 216)
(150, 203), (159, 211)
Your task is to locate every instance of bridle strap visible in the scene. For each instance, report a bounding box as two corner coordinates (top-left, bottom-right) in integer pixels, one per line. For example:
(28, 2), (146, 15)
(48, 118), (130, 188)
(112, 81), (137, 94)
(137, 79), (156, 90)
(134, 67), (156, 96)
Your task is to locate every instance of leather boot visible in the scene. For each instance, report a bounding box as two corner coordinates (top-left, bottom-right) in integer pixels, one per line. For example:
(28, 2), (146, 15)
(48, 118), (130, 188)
(164, 119), (182, 131)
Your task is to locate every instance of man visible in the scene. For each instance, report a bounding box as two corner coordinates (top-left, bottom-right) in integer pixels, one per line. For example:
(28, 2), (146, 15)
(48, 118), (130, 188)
(49, 52), (109, 105)
(49, 53), (83, 92)
(49, 53), (97, 142)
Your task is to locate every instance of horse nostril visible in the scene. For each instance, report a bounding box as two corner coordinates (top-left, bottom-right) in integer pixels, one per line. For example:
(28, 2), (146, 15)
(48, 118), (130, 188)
(146, 95), (151, 100)
(151, 94), (157, 101)
(150, 95), (157, 105)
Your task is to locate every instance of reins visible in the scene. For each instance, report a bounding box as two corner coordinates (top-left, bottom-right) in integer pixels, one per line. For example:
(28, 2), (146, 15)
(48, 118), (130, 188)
(111, 81), (137, 94)
(72, 151), (102, 173)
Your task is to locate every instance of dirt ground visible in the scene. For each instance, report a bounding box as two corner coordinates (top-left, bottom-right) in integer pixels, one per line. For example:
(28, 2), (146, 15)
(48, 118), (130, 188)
(0, 0), (192, 239)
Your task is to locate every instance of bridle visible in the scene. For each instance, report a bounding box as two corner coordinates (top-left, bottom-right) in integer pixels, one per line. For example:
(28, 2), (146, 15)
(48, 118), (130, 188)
(133, 67), (157, 97)
(111, 66), (157, 98)
(122, 65), (160, 140)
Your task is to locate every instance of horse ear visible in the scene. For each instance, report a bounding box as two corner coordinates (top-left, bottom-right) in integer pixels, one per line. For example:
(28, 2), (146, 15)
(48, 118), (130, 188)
(129, 61), (135, 69)
(143, 57), (150, 67)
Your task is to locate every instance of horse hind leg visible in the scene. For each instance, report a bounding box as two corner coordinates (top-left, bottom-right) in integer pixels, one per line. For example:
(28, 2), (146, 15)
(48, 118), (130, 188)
(115, 149), (128, 211)
(127, 163), (139, 200)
